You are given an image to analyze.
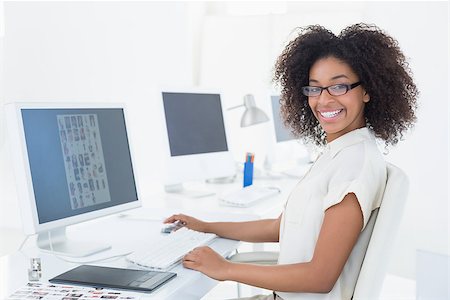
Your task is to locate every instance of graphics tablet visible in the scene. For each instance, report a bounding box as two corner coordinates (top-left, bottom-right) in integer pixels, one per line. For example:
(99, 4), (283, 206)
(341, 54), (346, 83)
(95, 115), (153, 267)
(49, 265), (176, 292)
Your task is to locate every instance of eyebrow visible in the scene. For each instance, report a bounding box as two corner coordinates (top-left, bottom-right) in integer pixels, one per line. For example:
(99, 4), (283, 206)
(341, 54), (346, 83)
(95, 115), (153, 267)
(309, 74), (350, 83)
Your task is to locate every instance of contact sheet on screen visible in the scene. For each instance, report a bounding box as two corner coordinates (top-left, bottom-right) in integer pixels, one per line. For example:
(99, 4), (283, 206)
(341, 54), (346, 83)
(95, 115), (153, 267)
(57, 113), (111, 210)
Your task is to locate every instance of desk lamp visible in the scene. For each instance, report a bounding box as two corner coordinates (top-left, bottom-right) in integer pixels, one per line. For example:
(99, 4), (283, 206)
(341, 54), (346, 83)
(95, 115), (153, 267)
(228, 94), (269, 127)
(207, 94), (270, 185)
(227, 94), (286, 180)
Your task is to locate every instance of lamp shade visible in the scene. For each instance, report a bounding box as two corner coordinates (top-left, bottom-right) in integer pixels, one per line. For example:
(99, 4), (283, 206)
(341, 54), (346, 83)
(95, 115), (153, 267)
(240, 94), (269, 127)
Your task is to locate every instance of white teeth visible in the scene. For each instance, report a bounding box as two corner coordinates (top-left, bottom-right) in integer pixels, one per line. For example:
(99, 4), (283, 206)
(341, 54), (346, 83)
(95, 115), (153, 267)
(320, 109), (342, 118)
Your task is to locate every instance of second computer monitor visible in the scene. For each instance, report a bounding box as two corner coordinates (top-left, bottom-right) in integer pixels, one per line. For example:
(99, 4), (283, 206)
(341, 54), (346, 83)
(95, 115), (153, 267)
(161, 90), (236, 193)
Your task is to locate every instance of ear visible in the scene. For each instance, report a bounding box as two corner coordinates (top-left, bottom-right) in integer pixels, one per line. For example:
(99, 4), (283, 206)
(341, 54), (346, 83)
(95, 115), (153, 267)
(363, 91), (370, 103)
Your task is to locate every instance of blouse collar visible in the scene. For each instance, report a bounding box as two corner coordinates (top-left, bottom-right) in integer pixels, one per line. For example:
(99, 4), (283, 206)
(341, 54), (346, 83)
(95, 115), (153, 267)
(325, 127), (374, 158)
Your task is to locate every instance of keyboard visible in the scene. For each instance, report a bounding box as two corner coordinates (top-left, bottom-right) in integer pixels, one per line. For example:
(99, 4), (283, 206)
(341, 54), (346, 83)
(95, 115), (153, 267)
(126, 227), (217, 271)
(218, 185), (281, 207)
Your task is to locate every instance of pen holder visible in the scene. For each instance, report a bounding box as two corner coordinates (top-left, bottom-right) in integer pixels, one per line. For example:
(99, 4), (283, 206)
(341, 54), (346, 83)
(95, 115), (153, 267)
(243, 161), (254, 187)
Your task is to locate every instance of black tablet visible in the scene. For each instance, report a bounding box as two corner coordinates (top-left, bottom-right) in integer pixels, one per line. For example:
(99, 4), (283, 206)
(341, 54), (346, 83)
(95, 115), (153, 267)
(49, 265), (176, 292)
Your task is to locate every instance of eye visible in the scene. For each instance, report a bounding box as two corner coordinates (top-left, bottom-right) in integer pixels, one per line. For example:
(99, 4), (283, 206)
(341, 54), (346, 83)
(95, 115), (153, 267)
(329, 84), (348, 93)
(306, 86), (322, 93)
(302, 86), (326, 97)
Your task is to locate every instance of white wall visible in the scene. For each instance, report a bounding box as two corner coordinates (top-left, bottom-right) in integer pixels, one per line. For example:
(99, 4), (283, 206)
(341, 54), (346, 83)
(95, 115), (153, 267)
(199, 4), (367, 164)
(0, 1), (448, 282)
(198, 1), (449, 279)
(0, 1), (196, 227)
(361, 0), (449, 280)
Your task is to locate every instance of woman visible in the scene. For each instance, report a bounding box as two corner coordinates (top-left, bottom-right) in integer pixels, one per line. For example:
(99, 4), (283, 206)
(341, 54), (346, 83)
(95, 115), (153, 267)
(164, 23), (418, 299)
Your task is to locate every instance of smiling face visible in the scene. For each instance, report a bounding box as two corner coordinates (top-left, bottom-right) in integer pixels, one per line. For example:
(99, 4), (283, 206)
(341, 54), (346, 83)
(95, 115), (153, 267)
(308, 56), (370, 143)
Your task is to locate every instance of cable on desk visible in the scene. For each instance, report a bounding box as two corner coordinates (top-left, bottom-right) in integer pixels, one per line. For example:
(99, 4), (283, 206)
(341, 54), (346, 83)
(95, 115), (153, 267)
(52, 251), (133, 264)
(17, 235), (30, 252)
(17, 235), (33, 262)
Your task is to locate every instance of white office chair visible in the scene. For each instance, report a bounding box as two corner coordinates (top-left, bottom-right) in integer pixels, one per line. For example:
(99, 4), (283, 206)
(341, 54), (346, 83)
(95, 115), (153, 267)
(229, 163), (409, 299)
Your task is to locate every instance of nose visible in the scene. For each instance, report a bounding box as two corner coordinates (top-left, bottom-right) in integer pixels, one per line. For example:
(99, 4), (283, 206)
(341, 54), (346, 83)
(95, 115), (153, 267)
(317, 88), (334, 104)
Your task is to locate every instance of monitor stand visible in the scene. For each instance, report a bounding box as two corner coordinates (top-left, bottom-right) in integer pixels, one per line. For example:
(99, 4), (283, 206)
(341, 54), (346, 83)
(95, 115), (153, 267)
(37, 227), (111, 257)
(164, 183), (215, 198)
(206, 175), (236, 184)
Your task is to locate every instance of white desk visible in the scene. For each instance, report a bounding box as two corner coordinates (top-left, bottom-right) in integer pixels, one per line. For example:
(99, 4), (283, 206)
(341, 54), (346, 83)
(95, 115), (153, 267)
(0, 175), (301, 299)
(0, 212), (242, 300)
(139, 175), (300, 220)
(0, 173), (418, 299)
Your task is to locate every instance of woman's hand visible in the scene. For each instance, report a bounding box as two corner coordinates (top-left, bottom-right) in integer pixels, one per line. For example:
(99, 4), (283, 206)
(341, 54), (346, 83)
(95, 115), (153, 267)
(182, 246), (231, 281)
(163, 214), (209, 233)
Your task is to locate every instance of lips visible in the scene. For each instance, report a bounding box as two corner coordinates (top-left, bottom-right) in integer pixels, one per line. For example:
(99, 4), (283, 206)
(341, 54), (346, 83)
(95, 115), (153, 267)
(319, 109), (343, 119)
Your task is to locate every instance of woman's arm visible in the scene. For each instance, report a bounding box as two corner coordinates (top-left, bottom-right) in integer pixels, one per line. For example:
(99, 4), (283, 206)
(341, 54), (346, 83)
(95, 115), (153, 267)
(183, 193), (363, 293)
(164, 214), (281, 243)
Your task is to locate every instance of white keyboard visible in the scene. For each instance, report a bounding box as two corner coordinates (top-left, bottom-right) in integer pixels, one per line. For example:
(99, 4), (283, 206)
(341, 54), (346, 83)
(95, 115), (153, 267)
(126, 227), (217, 271)
(218, 185), (281, 207)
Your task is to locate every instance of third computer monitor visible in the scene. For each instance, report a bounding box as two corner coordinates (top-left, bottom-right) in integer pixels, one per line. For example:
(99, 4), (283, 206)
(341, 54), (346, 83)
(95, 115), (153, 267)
(271, 95), (296, 143)
(268, 95), (313, 174)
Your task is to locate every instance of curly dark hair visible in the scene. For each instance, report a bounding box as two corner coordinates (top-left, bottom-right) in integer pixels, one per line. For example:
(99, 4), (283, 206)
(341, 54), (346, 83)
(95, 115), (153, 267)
(273, 23), (418, 146)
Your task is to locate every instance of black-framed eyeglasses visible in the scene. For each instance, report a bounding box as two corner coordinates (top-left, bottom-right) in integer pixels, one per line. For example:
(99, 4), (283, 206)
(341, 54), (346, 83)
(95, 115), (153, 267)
(302, 81), (362, 97)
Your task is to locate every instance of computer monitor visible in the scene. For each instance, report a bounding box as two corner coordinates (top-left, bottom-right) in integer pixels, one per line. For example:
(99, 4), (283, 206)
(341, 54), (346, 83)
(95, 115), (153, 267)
(270, 95), (296, 143)
(160, 90), (236, 197)
(266, 95), (313, 176)
(5, 102), (140, 257)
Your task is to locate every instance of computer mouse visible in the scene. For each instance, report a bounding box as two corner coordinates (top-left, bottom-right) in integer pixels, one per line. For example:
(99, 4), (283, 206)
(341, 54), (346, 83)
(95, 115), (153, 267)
(161, 220), (184, 234)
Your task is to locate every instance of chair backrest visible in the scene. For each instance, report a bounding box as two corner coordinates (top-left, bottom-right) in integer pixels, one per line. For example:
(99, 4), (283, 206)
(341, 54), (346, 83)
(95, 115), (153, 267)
(352, 163), (409, 299)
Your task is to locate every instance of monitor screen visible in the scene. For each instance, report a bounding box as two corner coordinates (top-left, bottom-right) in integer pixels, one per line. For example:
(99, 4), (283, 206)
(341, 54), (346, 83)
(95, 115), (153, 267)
(6, 103), (140, 234)
(271, 95), (296, 143)
(162, 92), (228, 156)
(160, 91), (236, 190)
